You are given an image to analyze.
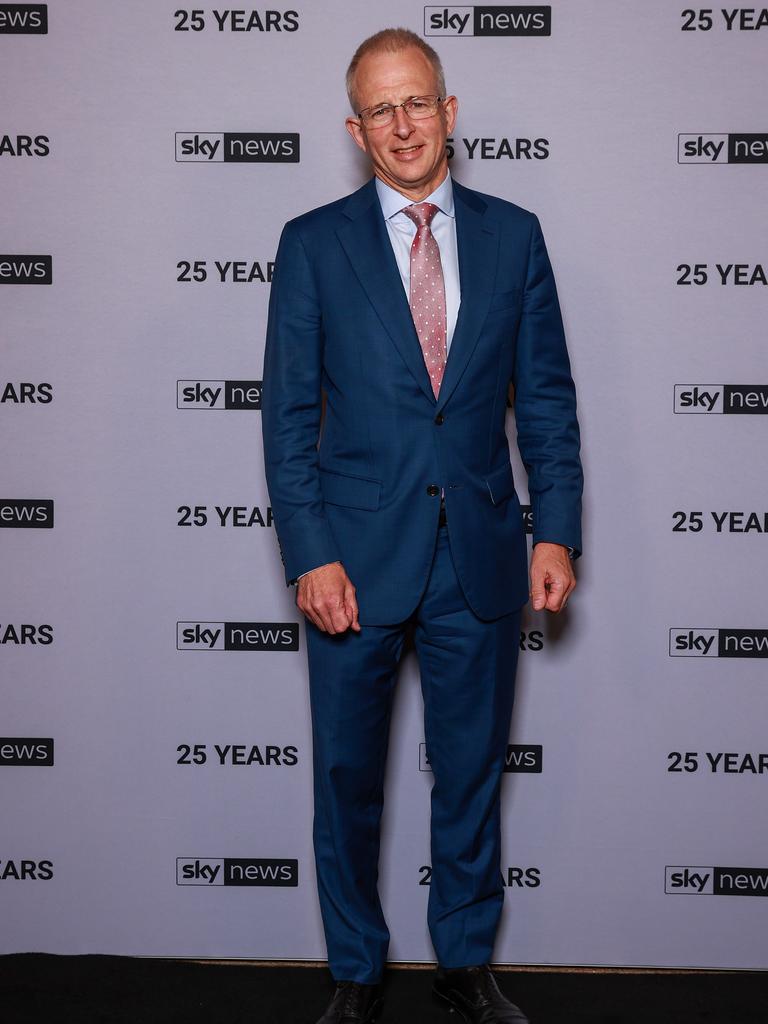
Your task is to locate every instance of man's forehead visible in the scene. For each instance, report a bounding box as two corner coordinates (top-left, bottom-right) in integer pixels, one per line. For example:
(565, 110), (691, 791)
(355, 47), (438, 96)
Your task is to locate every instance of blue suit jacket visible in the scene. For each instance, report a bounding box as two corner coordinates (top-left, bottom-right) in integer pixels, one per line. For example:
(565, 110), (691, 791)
(262, 177), (582, 624)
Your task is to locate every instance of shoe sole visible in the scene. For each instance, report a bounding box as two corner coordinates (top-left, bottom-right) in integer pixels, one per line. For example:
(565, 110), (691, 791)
(433, 986), (530, 1024)
(318, 994), (383, 1023)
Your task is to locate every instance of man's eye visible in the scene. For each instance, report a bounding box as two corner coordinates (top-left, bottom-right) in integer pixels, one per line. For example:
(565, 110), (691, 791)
(409, 99), (428, 110)
(370, 106), (391, 120)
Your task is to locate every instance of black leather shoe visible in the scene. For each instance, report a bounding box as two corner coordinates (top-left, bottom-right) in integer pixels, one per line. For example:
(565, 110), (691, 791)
(315, 980), (383, 1023)
(433, 964), (529, 1023)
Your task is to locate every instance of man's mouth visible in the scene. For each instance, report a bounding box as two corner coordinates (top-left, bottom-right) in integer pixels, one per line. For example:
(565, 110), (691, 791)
(393, 143), (424, 156)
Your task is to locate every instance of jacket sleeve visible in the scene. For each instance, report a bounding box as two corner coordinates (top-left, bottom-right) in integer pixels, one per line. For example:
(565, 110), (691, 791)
(261, 220), (341, 584)
(512, 215), (583, 557)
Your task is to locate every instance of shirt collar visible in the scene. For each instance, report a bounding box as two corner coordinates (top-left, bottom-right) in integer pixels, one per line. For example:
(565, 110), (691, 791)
(375, 171), (455, 222)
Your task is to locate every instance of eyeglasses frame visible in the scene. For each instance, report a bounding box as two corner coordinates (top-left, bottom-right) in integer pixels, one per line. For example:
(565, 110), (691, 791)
(355, 95), (445, 129)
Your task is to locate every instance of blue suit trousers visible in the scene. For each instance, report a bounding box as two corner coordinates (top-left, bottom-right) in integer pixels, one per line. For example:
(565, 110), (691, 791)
(305, 522), (522, 983)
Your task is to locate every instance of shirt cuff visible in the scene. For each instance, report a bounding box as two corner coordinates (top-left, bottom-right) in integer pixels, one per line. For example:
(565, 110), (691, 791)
(291, 561), (340, 585)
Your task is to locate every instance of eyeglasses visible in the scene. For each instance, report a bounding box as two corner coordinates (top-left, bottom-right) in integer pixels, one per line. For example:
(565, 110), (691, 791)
(357, 95), (444, 129)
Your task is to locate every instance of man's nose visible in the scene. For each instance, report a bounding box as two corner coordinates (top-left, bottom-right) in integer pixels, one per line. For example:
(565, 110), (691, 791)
(391, 106), (414, 138)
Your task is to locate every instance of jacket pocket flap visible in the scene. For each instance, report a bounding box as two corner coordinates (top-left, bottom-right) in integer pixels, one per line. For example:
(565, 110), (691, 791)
(320, 469), (381, 511)
(484, 462), (516, 505)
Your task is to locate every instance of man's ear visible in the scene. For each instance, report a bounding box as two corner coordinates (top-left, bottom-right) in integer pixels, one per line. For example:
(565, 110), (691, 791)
(345, 117), (367, 154)
(442, 95), (458, 137)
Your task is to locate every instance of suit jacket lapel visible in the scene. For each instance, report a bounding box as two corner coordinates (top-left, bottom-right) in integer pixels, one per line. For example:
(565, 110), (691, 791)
(335, 178), (499, 410)
(336, 179), (436, 405)
(436, 180), (498, 412)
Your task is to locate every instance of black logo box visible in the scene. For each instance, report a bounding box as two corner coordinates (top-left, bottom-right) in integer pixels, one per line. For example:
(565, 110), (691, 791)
(718, 629), (768, 657)
(713, 866), (768, 895)
(0, 499), (54, 528)
(729, 134), (768, 163)
(0, 4), (47, 33)
(504, 743), (543, 772)
(0, 255), (52, 284)
(421, 742), (542, 772)
(225, 857), (298, 885)
(219, 381), (262, 409)
(0, 738), (54, 765)
(225, 133), (299, 162)
(225, 622), (299, 651)
(722, 385), (768, 413)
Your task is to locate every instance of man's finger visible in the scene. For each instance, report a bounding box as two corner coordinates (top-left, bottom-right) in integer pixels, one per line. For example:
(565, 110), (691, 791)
(530, 565), (548, 611)
(328, 603), (353, 634)
(545, 575), (566, 612)
(548, 569), (565, 606)
(302, 603), (326, 633)
(314, 600), (339, 634)
(304, 592), (336, 634)
(345, 582), (361, 633)
(547, 573), (576, 613)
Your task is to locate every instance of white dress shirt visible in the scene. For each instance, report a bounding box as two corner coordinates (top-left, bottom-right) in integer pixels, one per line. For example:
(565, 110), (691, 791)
(375, 172), (461, 352)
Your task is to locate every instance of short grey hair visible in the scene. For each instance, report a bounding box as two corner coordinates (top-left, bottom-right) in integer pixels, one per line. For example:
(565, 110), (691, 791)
(346, 27), (447, 113)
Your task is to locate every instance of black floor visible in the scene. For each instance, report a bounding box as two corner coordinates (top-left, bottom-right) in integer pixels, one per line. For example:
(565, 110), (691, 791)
(0, 955), (765, 1024)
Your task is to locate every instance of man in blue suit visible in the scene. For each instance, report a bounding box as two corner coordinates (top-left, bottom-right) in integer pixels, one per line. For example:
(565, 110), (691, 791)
(262, 27), (582, 1024)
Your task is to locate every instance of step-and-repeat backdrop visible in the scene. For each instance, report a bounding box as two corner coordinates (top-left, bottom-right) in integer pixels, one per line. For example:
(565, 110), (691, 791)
(2, 1), (766, 969)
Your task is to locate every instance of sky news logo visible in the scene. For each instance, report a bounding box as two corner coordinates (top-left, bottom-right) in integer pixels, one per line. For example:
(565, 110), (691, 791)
(0, 255), (51, 284)
(175, 133), (299, 163)
(420, 742), (542, 772)
(424, 6), (550, 35)
(666, 865), (768, 897)
(678, 133), (768, 163)
(0, 499), (53, 528)
(177, 621), (299, 651)
(0, 4), (47, 32)
(0, 738), (53, 766)
(674, 385), (768, 414)
(670, 628), (768, 658)
(177, 380), (262, 410)
(176, 858), (298, 886)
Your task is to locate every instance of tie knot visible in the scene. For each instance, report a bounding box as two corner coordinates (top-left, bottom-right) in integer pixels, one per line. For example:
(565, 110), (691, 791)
(402, 201), (439, 229)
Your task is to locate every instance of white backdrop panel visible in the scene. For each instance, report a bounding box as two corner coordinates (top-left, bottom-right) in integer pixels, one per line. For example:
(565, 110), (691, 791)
(2, 0), (766, 968)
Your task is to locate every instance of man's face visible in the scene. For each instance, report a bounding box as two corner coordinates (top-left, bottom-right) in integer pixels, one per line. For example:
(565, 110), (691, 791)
(345, 46), (457, 202)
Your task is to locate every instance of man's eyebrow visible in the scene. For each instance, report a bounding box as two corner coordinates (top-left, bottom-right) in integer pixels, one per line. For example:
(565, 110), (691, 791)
(365, 94), (426, 109)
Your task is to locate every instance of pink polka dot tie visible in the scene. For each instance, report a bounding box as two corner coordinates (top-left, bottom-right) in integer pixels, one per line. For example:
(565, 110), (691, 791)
(403, 202), (447, 398)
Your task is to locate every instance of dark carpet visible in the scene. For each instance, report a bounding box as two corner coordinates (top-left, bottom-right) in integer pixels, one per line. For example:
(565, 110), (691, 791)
(0, 955), (765, 1024)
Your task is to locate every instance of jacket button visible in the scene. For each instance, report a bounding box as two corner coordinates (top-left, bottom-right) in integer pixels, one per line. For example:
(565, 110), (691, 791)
(426, 484), (440, 497)
(434, 413), (444, 425)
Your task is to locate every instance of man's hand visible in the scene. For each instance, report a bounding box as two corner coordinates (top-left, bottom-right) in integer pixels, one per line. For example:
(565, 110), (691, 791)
(529, 542), (575, 613)
(297, 562), (361, 634)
